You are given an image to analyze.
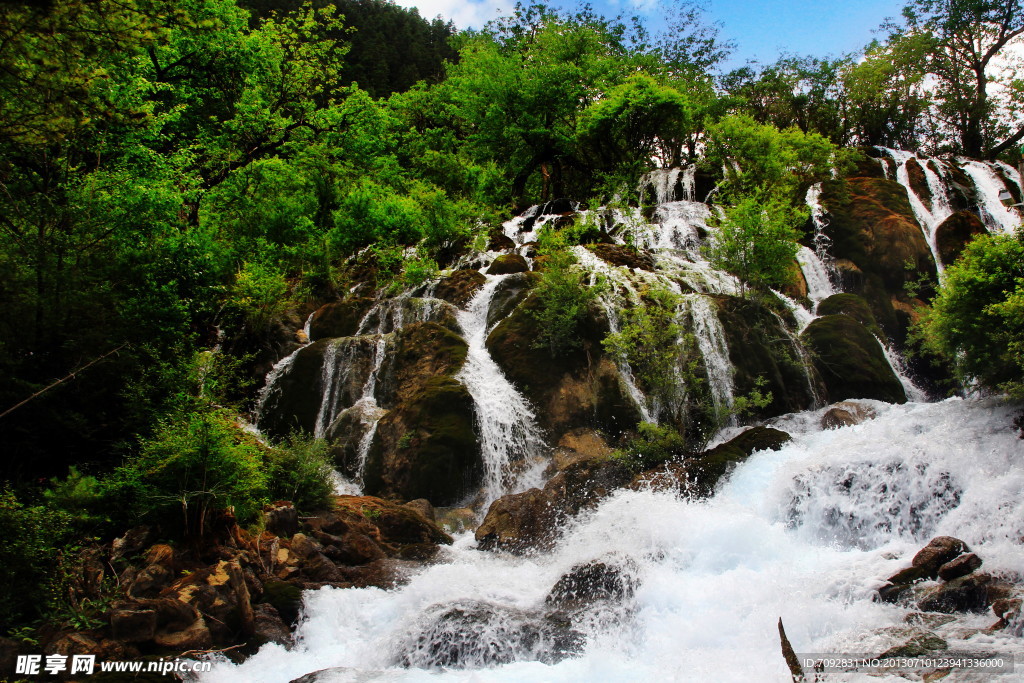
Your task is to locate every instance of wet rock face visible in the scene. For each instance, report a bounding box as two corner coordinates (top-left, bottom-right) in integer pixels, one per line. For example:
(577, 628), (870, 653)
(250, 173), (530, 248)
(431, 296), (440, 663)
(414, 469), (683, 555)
(258, 335), (388, 438)
(935, 210), (985, 265)
(801, 314), (907, 404)
(630, 426), (792, 498)
(819, 176), (938, 344)
(399, 599), (584, 669)
(362, 322), (482, 505)
(716, 296), (818, 418)
(545, 558), (639, 610)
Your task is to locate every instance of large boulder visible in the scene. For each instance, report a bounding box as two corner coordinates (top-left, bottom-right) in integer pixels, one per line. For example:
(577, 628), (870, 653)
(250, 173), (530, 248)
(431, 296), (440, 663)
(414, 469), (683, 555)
(801, 314), (907, 404)
(818, 177), (938, 345)
(432, 269), (486, 307)
(716, 296), (820, 418)
(307, 298), (374, 341)
(587, 244), (656, 271)
(816, 293), (882, 337)
(631, 426), (791, 498)
(935, 210), (986, 266)
(486, 253), (529, 275)
(476, 454), (632, 554)
(363, 322), (481, 505)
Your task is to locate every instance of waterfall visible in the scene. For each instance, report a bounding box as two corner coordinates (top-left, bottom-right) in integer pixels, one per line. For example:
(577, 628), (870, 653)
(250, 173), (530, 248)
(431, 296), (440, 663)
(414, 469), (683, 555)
(795, 247), (836, 307)
(203, 398), (1024, 682)
(254, 312), (315, 424)
(880, 148), (954, 273)
(960, 160), (1023, 235)
(686, 295), (734, 412)
(875, 335), (929, 403)
(455, 275), (545, 505)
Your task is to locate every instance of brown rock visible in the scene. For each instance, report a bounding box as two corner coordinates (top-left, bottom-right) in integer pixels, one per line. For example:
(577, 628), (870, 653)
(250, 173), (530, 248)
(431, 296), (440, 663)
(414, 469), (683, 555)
(935, 211), (985, 266)
(145, 544), (175, 567)
(912, 536), (970, 578)
(252, 603), (292, 648)
(937, 552), (982, 581)
(161, 559), (255, 644)
(587, 243), (655, 271)
(433, 269), (486, 307)
(110, 526), (153, 562)
(403, 499), (436, 522)
(822, 407), (858, 429)
(917, 573), (1009, 613)
(153, 616), (213, 650)
(110, 609), (157, 643)
(264, 502), (299, 537)
(127, 562), (174, 598)
(887, 565), (930, 586)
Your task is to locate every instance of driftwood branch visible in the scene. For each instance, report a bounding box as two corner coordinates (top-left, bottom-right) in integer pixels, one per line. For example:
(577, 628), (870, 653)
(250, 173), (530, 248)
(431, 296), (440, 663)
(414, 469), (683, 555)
(0, 343), (128, 419)
(778, 618), (805, 682)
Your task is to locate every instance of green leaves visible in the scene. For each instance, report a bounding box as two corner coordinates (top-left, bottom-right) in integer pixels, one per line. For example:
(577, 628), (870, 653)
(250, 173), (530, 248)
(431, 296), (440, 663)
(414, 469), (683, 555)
(917, 232), (1024, 396)
(529, 229), (597, 357)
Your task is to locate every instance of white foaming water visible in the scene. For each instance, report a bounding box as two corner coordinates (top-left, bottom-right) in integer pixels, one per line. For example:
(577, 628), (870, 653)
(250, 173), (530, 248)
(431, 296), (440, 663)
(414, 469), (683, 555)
(875, 335), (930, 403)
(201, 398), (1024, 683)
(795, 246), (836, 306)
(686, 295), (734, 412)
(961, 160), (1023, 236)
(455, 275), (545, 506)
(882, 148), (954, 273)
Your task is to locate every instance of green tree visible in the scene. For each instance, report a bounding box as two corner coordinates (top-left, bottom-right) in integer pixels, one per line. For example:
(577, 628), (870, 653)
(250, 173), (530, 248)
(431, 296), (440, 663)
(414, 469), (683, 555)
(706, 193), (804, 298)
(891, 0), (1024, 158)
(530, 229), (597, 356)
(916, 232), (1024, 396)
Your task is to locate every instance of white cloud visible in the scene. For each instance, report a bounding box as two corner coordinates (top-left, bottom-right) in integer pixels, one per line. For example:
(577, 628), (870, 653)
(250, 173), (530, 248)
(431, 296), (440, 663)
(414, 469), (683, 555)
(391, 0), (510, 29)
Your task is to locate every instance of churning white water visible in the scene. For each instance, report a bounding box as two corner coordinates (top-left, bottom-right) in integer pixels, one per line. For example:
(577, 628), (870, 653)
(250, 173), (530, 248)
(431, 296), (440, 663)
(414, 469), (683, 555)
(201, 398), (1024, 683)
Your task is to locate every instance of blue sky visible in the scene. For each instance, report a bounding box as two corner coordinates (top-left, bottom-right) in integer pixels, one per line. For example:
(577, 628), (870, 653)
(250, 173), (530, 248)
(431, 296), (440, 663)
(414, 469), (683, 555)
(392, 0), (907, 69)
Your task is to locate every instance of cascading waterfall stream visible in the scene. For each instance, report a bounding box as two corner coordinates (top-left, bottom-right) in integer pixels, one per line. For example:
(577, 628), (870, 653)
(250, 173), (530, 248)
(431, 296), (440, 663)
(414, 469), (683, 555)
(960, 160), (1023, 236)
(455, 275), (546, 505)
(883, 148), (954, 274)
(685, 295), (734, 413)
(202, 398), (1024, 683)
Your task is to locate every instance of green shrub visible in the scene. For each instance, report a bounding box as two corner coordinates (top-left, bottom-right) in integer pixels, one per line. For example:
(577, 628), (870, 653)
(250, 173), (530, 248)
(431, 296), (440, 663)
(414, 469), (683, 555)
(43, 466), (110, 531)
(916, 233), (1024, 397)
(228, 260), (290, 331)
(109, 409), (268, 539)
(0, 491), (72, 632)
(603, 287), (692, 405)
(612, 422), (686, 471)
(530, 229), (598, 356)
(266, 433), (336, 513)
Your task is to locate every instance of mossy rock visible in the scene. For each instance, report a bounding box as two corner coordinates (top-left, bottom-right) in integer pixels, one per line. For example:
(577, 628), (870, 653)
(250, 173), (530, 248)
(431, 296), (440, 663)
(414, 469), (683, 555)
(486, 295), (626, 438)
(935, 210), (985, 266)
(487, 253), (529, 275)
(308, 298), (374, 341)
(433, 269), (486, 307)
(487, 272), (538, 328)
(851, 148), (890, 179)
(817, 293), (882, 337)
(688, 426), (791, 497)
(819, 177), (938, 344)
(363, 323), (480, 505)
(715, 296), (819, 418)
(801, 314), (907, 404)
(258, 580), (303, 625)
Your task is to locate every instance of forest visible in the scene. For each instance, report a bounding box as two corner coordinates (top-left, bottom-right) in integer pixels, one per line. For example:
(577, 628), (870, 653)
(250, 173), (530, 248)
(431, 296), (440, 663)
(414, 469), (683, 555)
(0, 0), (1023, 665)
